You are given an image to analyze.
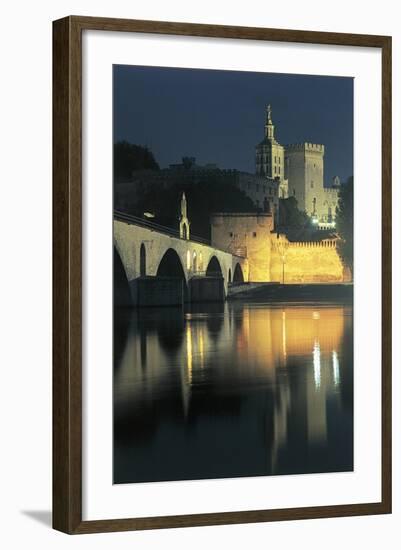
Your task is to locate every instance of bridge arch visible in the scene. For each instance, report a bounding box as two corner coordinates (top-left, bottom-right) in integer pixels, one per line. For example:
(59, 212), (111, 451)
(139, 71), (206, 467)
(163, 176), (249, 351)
(113, 246), (131, 306)
(113, 231), (136, 281)
(233, 262), (244, 283)
(140, 243), (146, 276)
(206, 255), (223, 278)
(157, 248), (186, 280)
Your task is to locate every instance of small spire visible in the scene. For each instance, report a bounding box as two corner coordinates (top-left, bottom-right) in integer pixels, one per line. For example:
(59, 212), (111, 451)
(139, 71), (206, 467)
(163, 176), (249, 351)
(266, 104), (272, 124)
(181, 192), (187, 217)
(265, 104), (275, 140)
(179, 191), (190, 240)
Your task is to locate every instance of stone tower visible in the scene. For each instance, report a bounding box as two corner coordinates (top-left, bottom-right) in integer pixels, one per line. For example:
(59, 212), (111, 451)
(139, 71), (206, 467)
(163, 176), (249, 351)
(256, 105), (287, 199)
(256, 105), (285, 180)
(285, 142), (326, 219)
(179, 192), (190, 240)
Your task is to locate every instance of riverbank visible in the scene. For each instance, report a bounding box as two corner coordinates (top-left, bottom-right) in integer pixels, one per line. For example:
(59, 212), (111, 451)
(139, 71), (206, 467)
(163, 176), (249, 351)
(227, 282), (353, 302)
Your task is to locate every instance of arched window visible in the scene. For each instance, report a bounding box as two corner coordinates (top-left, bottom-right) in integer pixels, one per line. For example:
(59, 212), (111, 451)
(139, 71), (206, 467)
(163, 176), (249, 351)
(140, 243), (146, 276)
(228, 268), (232, 283)
(192, 251), (197, 272)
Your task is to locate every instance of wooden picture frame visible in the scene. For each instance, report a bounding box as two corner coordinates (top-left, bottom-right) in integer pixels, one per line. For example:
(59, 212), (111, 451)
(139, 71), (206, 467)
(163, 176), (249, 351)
(53, 15), (392, 534)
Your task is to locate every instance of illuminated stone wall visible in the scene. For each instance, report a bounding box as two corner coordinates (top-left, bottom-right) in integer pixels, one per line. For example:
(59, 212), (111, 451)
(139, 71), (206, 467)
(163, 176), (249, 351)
(211, 214), (347, 283)
(270, 236), (345, 283)
(211, 213), (274, 282)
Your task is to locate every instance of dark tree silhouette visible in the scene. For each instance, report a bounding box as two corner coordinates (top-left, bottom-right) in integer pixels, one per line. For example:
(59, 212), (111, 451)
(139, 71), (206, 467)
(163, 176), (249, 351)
(336, 176), (354, 275)
(114, 141), (159, 180)
(278, 196), (311, 240)
(133, 180), (256, 240)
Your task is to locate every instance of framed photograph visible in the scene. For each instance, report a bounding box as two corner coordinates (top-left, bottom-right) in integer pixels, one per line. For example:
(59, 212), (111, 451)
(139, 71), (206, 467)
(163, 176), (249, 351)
(53, 16), (392, 534)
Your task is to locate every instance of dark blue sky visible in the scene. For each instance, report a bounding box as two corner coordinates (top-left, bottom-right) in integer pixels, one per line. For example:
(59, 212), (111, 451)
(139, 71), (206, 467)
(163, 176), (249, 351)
(113, 65), (353, 185)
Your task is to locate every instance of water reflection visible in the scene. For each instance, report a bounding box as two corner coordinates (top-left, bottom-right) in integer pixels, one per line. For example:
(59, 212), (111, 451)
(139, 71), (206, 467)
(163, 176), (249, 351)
(114, 302), (353, 483)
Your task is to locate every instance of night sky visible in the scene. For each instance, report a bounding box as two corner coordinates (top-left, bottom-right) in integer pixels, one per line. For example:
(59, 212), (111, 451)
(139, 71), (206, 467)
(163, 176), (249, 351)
(113, 65), (353, 185)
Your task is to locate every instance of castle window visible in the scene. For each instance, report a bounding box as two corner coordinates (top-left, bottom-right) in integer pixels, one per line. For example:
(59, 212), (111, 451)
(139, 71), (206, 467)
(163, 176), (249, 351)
(229, 232), (233, 237)
(293, 189), (296, 196)
(278, 167), (281, 174)
(253, 232), (257, 238)
(311, 181), (314, 188)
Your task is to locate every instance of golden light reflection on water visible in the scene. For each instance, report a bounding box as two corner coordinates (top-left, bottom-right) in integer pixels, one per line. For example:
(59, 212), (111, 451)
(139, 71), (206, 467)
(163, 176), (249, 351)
(114, 303), (353, 482)
(199, 329), (205, 369)
(282, 311), (287, 359)
(116, 305), (348, 396)
(232, 306), (346, 377)
(186, 323), (193, 385)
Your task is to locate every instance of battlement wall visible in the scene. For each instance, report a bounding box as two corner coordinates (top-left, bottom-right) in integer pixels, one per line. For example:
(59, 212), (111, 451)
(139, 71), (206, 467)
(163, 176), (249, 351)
(285, 142), (325, 154)
(323, 187), (340, 196)
(210, 212), (348, 283)
(272, 239), (337, 250)
(270, 236), (346, 283)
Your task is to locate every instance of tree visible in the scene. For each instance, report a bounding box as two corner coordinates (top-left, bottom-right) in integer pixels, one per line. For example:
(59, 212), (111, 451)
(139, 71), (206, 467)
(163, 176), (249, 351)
(278, 196), (311, 240)
(114, 141), (159, 180)
(335, 176), (354, 275)
(133, 180), (256, 240)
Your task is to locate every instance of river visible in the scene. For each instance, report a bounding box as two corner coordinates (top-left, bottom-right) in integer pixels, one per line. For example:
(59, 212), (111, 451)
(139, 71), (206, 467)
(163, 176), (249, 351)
(113, 301), (353, 484)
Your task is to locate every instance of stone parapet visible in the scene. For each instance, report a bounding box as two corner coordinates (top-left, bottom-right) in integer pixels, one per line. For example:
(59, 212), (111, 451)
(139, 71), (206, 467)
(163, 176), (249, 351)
(285, 142), (325, 154)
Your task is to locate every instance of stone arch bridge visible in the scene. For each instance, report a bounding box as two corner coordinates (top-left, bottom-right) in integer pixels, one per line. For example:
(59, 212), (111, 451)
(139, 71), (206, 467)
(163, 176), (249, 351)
(114, 212), (247, 306)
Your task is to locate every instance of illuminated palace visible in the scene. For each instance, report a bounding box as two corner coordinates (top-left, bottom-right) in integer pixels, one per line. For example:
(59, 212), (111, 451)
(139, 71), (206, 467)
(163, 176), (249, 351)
(115, 105), (342, 230)
(209, 105), (349, 283)
(253, 104), (340, 227)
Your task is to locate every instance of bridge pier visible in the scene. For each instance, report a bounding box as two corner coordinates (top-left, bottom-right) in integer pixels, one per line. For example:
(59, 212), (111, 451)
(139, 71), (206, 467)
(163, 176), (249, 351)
(118, 276), (227, 308)
(188, 276), (225, 303)
(129, 276), (185, 307)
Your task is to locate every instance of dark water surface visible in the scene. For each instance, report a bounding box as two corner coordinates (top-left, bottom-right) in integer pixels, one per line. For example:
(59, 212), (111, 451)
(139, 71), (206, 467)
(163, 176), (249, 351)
(113, 302), (353, 484)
